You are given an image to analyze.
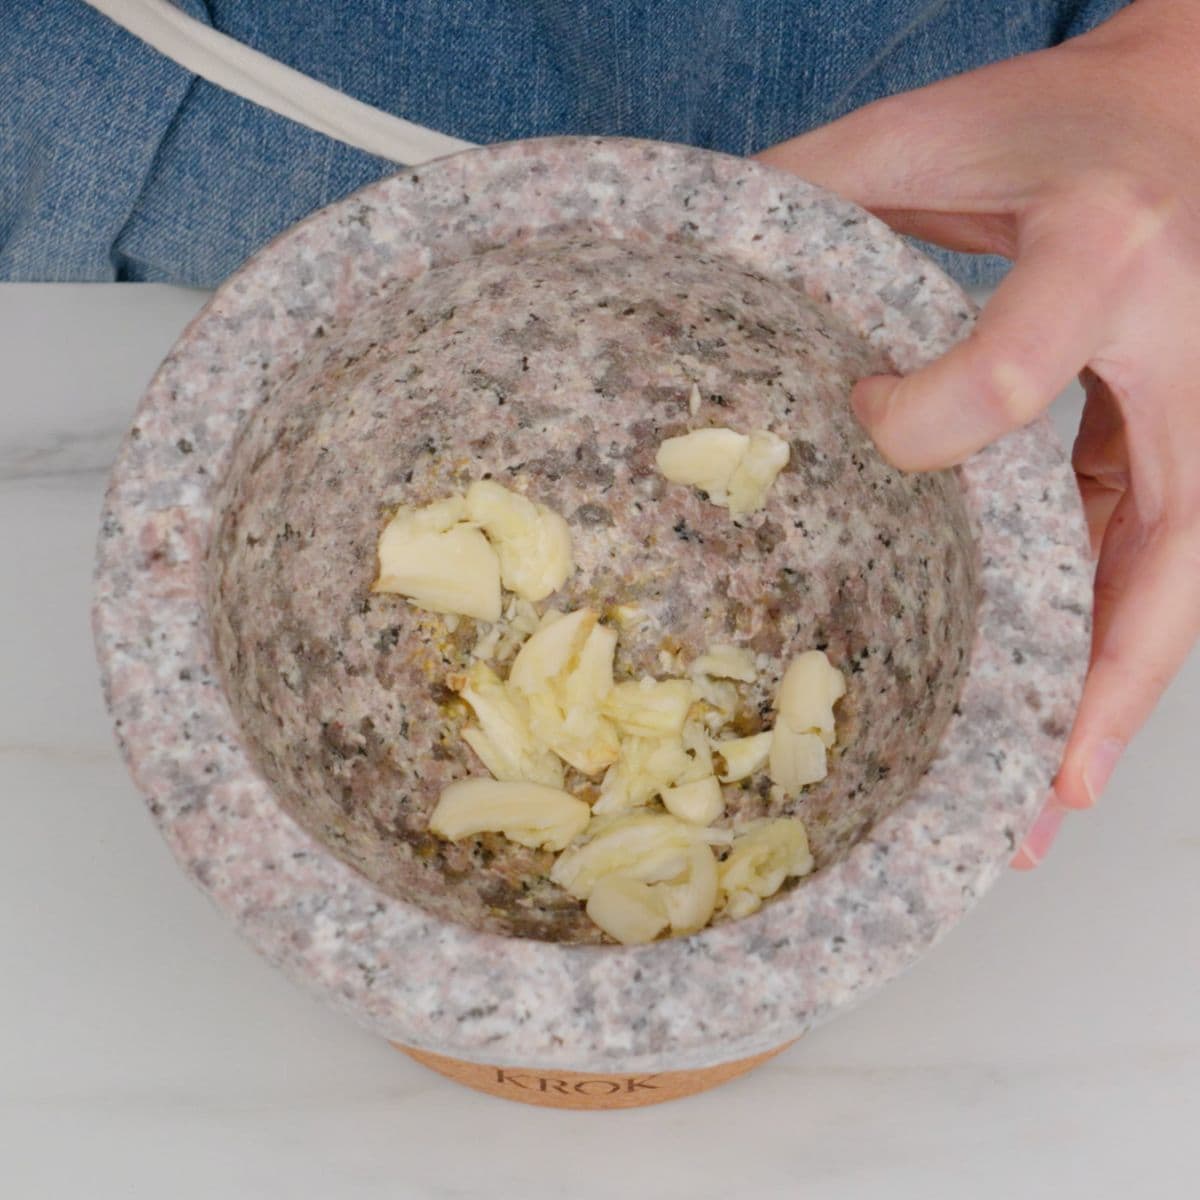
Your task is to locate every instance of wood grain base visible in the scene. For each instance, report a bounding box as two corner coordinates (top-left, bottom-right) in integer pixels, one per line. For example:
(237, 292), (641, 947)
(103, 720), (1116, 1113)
(392, 1041), (796, 1110)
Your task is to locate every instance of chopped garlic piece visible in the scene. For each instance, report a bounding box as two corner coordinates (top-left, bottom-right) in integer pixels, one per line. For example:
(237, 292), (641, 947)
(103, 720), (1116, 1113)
(550, 812), (705, 899)
(563, 624), (617, 711)
(691, 643), (757, 683)
(712, 730), (773, 782)
(776, 649), (846, 747)
(382, 496), (467, 537)
(661, 842), (719, 934)
(768, 726), (827, 793)
(373, 517), (501, 622)
(586, 874), (669, 945)
(545, 707), (621, 777)
(688, 382), (702, 416)
(726, 430), (790, 517)
(465, 480), (574, 602)
(508, 608), (595, 697)
(661, 776), (724, 825)
(456, 662), (563, 787)
(723, 888), (763, 919)
(593, 735), (693, 814)
(656, 426), (789, 515)
(602, 677), (694, 738)
(718, 818), (814, 908)
(690, 672), (740, 727)
(470, 624), (502, 661)
(677, 719), (715, 783)
(506, 610), (621, 776)
(509, 598), (542, 635)
(430, 778), (590, 851)
(655, 427), (750, 505)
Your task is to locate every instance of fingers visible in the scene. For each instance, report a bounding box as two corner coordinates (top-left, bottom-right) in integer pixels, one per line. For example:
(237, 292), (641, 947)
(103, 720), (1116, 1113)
(1073, 371), (1130, 555)
(849, 217), (1114, 470)
(1010, 788), (1067, 870)
(870, 209), (1016, 258)
(1055, 499), (1200, 809)
(752, 63), (1038, 213)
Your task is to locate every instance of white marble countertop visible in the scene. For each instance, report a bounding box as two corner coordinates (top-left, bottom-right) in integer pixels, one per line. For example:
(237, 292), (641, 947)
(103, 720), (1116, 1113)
(1, 283), (1195, 1199)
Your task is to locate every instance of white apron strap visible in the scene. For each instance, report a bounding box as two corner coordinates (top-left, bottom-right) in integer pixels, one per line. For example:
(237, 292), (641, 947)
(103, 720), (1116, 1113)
(81, 0), (477, 164)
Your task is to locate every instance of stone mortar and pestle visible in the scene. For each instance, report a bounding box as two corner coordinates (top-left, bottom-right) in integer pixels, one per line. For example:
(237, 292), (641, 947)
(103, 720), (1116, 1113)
(93, 138), (1091, 1109)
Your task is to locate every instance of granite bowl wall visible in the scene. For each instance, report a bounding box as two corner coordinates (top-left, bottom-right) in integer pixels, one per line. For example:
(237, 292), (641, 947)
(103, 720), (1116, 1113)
(208, 233), (977, 942)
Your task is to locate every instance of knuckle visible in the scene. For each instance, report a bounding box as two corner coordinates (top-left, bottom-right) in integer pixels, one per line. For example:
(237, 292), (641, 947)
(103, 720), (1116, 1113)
(1064, 169), (1180, 256)
(973, 357), (1043, 428)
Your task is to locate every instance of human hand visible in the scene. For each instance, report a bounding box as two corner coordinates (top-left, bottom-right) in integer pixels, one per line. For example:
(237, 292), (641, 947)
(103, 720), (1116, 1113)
(755, 0), (1200, 867)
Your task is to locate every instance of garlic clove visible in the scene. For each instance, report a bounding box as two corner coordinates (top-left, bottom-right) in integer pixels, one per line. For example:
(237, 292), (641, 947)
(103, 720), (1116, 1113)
(726, 430), (790, 517)
(690, 643), (757, 683)
(602, 677), (694, 738)
(507, 607), (595, 697)
(456, 662), (563, 786)
(373, 522), (501, 622)
(466, 479), (573, 602)
(712, 730), (773, 782)
(661, 776), (724, 825)
(550, 811), (704, 899)
(776, 649), (846, 746)
(661, 842), (719, 934)
(430, 778), (590, 851)
(768, 726), (828, 793)
(718, 817), (814, 907)
(585, 874), (670, 945)
(655, 427), (750, 504)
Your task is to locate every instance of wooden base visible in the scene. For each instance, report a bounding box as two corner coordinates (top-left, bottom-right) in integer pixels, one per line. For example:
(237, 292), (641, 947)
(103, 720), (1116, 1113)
(393, 1041), (796, 1110)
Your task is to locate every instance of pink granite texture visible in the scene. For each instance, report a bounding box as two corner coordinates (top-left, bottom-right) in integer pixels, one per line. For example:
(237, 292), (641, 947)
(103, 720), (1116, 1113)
(93, 138), (1091, 1072)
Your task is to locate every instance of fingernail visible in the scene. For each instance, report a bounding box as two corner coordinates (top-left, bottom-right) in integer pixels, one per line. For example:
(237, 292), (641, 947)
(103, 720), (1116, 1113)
(852, 376), (898, 427)
(1082, 738), (1123, 807)
(1011, 790), (1065, 870)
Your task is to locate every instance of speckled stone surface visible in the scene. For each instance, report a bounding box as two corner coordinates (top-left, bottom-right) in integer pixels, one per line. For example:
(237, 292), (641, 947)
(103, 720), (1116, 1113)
(208, 234), (976, 943)
(94, 138), (1091, 1071)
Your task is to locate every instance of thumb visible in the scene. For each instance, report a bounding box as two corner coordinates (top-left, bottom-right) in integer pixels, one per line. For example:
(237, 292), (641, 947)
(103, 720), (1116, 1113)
(845, 198), (1128, 470)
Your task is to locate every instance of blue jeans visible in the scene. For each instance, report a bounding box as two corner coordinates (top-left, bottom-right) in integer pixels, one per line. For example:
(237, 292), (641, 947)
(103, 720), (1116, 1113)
(0, 0), (1127, 286)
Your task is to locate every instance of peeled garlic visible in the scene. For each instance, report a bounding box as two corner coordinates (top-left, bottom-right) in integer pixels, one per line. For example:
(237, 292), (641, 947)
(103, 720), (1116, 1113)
(507, 610), (620, 776)
(508, 607), (595, 697)
(655, 427), (750, 504)
(690, 643), (757, 683)
(776, 650), (846, 747)
(723, 888), (763, 919)
(677, 719), (716, 783)
(689, 671), (740, 725)
(726, 430), (790, 517)
(602, 677), (694, 738)
(456, 662), (563, 787)
(593, 735), (693, 814)
(465, 479), (573, 602)
(656, 426), (789, 515)
(381, 496), (467, 537)
(372, 515), (501, 622)
(550, 812), (704, 900)
(768, 726), (828, 793)
(712, 730), (773, 782)
(661, 842), (720, 934)
(545, 704), (621, 777)
(563, 624), (617, 711)
(586, 874), (670, 945)
(661, 776), (724, 825)
(718, 818), (814, 909)
(430, 778), (590, 851)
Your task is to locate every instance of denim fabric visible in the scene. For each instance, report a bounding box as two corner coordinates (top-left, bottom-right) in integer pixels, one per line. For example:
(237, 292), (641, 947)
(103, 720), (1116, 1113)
(1, 0), (1128, 286)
